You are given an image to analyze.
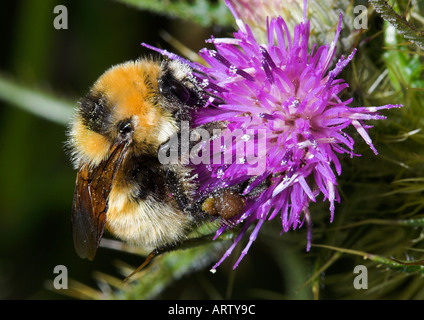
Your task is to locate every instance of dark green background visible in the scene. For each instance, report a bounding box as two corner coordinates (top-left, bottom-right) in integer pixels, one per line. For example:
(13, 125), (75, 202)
(0, 0), (220, 299)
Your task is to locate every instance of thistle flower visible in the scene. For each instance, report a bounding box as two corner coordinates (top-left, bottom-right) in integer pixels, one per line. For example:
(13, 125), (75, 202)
(189, 1), (401, 271)
(143, 1), (401, 272)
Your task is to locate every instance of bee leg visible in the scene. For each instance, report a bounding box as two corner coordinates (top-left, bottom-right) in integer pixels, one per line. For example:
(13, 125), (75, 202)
(123, 232), (218, 281)
(123, 245), (172, 282)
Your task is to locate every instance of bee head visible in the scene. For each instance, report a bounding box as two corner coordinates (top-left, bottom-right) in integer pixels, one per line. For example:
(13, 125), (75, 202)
(70, 59), (201, 168)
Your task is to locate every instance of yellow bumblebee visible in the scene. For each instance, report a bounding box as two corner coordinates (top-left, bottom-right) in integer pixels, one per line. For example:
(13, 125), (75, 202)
(67, 58), (245, 262)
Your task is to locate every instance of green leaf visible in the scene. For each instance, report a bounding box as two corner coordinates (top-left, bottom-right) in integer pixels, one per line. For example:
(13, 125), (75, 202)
(314, 244), (424, 275)
(370, 0), (424, 50)
(0, 75), (74, 126)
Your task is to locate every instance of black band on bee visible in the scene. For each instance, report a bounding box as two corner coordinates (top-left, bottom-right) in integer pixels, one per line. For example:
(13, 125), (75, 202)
(123, 155), (166, 201)
(78, 92), (112, 135)
(126, 154), (192, 214)
(164, 169), (190, 212)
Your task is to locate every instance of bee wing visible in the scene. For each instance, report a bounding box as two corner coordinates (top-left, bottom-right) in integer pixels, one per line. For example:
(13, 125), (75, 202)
(71, 141), (128, 260)
(71, 164), (108, 260)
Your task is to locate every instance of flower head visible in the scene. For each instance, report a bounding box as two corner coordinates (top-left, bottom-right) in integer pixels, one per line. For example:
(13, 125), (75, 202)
(189, 1), (401, 271)
(143, 1), (401, 272)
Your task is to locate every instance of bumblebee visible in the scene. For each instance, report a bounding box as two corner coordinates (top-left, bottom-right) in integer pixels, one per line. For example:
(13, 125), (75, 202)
(67, 58), (202, 260)
(67, 57), (247, 269)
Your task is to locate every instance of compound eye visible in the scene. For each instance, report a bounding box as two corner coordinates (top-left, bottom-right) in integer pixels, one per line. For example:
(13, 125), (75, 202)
(169, 78), (191, 103)
(118, 120), (133, 139)
(159, 74), (191, 103)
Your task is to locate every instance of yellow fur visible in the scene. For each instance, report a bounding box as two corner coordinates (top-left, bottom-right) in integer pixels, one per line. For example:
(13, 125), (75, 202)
(70, 116), (111, 167)
(106, 184), (192, 249)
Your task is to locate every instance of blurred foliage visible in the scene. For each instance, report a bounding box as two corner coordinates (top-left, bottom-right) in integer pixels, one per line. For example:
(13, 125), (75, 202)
(116, 0), (234, 27)
(0, 76), (73, 125)
(0, 0), (423, 300)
